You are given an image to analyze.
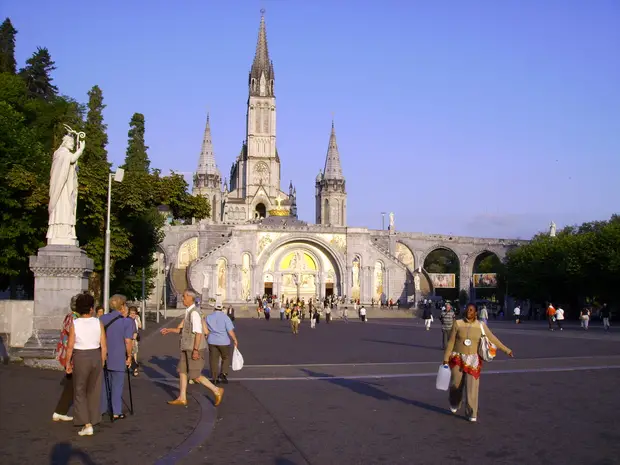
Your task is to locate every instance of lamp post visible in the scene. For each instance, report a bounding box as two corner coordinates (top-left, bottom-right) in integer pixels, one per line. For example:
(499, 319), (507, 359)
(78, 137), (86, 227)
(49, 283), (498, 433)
(103, 168), (124, 313)
(381, 212), (386, 230)
(164, 264), (169, 319)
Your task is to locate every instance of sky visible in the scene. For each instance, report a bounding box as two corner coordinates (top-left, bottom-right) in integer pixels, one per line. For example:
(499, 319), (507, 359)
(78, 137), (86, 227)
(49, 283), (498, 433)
(5, 0), (620, 239)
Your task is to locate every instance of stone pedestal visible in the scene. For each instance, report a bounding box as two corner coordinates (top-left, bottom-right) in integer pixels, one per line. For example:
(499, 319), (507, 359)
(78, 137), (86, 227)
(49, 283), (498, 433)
(16, 245), (93, 368)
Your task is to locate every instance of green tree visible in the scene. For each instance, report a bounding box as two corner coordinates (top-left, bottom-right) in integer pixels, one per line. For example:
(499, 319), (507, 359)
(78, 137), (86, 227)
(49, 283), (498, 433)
(0, 18), (17, 74)
(122, 113), (149, 173)
(19, 47), (58, 101)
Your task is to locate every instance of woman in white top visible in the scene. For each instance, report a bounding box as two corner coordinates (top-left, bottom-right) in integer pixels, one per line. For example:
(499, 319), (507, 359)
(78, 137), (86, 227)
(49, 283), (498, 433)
(65, 294), (107, 436)
(555, 307), (565, 331)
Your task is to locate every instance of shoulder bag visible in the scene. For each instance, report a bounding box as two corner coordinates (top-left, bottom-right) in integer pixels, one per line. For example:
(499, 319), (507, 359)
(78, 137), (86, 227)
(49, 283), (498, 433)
(478, 322), (497, 361)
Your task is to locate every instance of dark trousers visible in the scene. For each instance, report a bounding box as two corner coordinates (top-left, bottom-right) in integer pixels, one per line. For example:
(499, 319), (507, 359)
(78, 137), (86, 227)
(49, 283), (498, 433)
(73, 349), (103, 426)
(55, 373), (74, 415)
(442, 329), (451, 349)
(265, 313), (270, 321)
(209, 344), (231, 379)
(326, 314), (331, 323)
(280, 312), (284, 320)
(361, 315), (366, 322)
(100, 369), (125, 416)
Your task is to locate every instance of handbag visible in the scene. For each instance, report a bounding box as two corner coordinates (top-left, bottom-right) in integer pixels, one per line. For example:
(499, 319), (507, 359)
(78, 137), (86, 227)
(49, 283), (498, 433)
(478, 322), (497, 361)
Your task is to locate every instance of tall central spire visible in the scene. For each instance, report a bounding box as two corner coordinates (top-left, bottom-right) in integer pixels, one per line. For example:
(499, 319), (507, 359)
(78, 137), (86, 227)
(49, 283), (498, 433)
(323, 120), (344, 180)
(196, 113), (219, 177)
(249, 11), (275, 97)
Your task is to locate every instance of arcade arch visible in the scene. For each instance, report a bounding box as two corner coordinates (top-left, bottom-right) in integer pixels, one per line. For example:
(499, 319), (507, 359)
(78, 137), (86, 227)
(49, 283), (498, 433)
(422, 246), (460, 301)
(172, 237), (198, 295)
(260, 238), (343, 301)
(471, 250), (503, 302)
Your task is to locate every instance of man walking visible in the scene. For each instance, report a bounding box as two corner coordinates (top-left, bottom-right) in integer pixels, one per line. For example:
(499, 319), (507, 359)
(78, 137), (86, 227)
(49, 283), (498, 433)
(601, 303), (611, 331)
(206, 299), (239, 385)
(161, 289), (223, 406)
(439, 303), (455, 350)
(99, 294), (134, 420)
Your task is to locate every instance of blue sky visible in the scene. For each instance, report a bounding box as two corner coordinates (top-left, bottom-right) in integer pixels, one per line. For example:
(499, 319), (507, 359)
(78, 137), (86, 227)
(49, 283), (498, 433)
(6, 1), (619, 239)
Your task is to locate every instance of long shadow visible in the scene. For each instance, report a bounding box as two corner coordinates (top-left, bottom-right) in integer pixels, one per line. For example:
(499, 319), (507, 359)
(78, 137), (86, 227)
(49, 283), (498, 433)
(274, 459), (299, 465)
(148, 355), (180, 378)
(50, 442), (100, 465)
(362, 338), (441, 350)
(300, 368), (455, 418)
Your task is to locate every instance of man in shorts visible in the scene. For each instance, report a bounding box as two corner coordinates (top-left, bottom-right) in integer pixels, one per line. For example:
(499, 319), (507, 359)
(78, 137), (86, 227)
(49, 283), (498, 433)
(161, 289), (224, 406)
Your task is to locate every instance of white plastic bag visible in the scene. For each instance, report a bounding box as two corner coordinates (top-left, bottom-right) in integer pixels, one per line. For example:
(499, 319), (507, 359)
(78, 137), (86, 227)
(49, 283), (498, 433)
(232, 347), (244, 371)
(436, 364), (451, 391)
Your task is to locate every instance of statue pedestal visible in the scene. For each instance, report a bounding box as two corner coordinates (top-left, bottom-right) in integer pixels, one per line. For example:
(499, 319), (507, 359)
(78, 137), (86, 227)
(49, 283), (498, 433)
(16, 245), (93, 368)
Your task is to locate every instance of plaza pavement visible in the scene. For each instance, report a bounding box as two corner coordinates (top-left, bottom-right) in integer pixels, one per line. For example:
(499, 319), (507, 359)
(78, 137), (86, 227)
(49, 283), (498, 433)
(1, 315), (620, 464)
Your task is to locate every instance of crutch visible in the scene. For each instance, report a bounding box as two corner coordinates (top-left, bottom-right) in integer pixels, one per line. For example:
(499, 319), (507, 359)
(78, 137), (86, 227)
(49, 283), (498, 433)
(126, 366), (134, 415)
(103, 365), (114, 423)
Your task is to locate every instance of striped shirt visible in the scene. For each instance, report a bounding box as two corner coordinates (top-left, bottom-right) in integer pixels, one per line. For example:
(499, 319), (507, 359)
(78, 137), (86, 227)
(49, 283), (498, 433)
(440, 310), (455, 330)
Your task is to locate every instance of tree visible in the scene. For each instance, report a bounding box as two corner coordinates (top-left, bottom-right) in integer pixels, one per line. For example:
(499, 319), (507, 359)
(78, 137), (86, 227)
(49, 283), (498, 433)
(0, 18), (17, 74)
(19, 47), (58, 101)
(504, 215), (620, 316)
(122, 113), (149, 173)
(76, 85), (112, 300)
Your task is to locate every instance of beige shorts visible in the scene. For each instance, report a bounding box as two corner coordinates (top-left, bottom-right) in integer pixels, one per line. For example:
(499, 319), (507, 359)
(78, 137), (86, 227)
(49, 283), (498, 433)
(177, 350), (205, 379)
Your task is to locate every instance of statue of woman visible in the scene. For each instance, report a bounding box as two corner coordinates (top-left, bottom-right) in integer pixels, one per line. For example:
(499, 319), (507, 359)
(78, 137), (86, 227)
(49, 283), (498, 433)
(47, 133), (85, 245)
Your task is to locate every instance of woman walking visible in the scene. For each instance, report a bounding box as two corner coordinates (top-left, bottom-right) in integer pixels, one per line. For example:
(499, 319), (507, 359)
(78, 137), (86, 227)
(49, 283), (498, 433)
(65, 294), (107, 436)
(580, 307), (591, 330)
(443, 303), (513, 422)
(291, 307), (301, 335)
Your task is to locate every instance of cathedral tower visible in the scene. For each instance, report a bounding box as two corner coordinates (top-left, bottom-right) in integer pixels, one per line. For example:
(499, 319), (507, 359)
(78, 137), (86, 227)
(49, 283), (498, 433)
(316, 121), (347, 226)
(193, 113), (223, 222)
(224, 12), (292, 223)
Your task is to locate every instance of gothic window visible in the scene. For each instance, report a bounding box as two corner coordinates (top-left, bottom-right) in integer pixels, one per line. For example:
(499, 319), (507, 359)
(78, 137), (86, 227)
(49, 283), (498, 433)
(259, 74), (266, 96)
(253, 162), (270, 185)
(263, 107), (269, 133)
(324, 199), (330, 224)
(255, 104), (261, 133)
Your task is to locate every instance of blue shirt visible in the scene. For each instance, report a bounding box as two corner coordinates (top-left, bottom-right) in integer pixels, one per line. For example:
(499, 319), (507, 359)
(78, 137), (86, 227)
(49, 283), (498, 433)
(100, 310), (134, 371)
(206, 311), (234, 346)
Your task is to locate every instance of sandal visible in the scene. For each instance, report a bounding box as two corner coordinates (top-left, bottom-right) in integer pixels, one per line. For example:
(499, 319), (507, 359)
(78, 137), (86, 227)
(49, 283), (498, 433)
(113, 414), (126, 420)
(133, 369), (139, 377)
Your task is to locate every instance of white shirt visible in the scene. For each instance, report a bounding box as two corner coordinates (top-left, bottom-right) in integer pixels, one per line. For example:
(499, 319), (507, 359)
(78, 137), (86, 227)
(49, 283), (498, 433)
(555, 308), (565, 320)
(514, 307), (521, 316)
(186, 304), (203, 334)
(74, 317), (101, 350)
(360, 307), (367, 316)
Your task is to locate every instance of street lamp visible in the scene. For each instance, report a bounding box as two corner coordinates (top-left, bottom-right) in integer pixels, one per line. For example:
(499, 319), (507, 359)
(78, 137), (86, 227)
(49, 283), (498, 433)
(381, 212), (386, 230)
(103, 168), (125, 313)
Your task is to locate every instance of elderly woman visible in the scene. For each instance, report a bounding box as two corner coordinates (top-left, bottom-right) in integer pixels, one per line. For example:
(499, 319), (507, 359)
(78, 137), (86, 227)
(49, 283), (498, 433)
(443, 303), (513, 422)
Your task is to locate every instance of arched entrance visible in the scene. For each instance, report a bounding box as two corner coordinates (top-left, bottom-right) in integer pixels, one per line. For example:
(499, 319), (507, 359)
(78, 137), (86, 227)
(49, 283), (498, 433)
(423, 247), (460, 302)
(471, 251), (503, 303)
(260, 238), (343, 302)
(255, 203), (266, 219)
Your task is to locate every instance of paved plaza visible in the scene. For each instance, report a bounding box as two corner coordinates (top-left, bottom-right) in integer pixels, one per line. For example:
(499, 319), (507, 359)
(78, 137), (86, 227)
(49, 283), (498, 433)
(2, 316), (620, 464)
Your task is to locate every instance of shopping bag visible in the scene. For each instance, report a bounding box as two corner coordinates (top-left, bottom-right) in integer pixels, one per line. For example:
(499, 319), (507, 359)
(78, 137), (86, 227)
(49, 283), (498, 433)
(232, 347), (244, 371)
(436, 364), (451, 391)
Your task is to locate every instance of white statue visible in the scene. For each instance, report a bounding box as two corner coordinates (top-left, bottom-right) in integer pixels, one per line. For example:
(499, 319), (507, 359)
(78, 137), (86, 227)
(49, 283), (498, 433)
(414, 273), (421, 292)
(549, 221), (556, 237)
(202, 270), (209, 289)
(47, 125), (86, 246)
(389, 212), (395, 231)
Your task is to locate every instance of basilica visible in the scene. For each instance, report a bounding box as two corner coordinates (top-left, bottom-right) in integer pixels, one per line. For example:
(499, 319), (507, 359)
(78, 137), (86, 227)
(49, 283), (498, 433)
(157, 14), (523, 308)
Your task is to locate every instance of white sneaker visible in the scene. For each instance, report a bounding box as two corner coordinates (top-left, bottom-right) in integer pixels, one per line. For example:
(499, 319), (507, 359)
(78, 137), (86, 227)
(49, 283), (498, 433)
(468, 417), (477, 422)
(450, 407), (458, 414)
(53, 412), (73, 422)
(78, 425), (94, 436)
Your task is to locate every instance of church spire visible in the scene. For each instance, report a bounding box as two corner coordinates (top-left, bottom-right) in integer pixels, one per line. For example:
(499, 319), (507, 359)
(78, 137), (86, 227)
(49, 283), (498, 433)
(323, 120), (344, 180)
(249, 11), (275, 97)
(196, 112), (220, 177)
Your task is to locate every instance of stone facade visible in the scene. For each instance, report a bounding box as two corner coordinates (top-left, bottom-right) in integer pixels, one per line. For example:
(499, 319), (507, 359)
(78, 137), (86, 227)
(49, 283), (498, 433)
(156, 14), (526, 307)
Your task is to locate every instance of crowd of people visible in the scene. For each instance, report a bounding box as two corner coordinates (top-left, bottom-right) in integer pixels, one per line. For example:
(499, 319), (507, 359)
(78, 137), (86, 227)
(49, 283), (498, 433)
(253, 294), (370, 333)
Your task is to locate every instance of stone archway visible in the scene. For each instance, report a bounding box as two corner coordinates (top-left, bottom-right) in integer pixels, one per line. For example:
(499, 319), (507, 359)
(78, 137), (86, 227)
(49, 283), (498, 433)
(257, 236), (345, 301)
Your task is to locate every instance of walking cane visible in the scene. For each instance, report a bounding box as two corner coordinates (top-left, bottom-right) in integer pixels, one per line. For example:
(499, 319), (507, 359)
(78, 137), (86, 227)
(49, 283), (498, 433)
(103, 365), (114, 423)
(126, 367), (134, 415)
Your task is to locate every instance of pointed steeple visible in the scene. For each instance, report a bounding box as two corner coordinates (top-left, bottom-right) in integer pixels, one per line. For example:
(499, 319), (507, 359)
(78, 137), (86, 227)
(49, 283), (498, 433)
(196, 113), (220, 177)
(249, 11), (275, 97)
(323, 120), (344, 180)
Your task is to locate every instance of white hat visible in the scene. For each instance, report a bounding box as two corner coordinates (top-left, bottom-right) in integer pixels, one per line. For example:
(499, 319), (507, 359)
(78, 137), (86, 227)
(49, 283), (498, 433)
(214, 295), (223, 310)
